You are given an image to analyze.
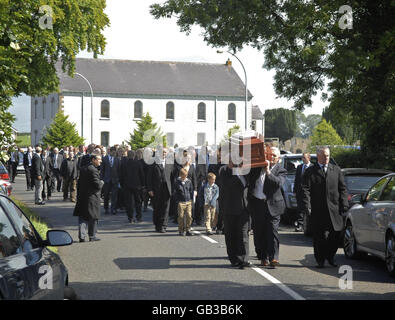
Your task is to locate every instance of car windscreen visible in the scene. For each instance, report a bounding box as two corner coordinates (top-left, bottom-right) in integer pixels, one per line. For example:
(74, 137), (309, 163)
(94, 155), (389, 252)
(344, 175), (383, 192)
(283, 157), (318, 175)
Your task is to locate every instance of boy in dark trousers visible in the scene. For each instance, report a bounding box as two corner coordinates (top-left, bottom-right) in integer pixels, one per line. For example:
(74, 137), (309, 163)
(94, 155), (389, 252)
(173, 168), (194, 236)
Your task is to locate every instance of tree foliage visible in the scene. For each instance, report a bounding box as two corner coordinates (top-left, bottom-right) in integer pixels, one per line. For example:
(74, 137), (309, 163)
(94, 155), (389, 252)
(309, 119), (343, 151)
(295, 111), (322, 138)
(264, 108), (296, 142)
(41, 112), (84, 148)
(150, 0), (395, 155)
(127, 113), (166, 150)
(0, 0), (109, 149)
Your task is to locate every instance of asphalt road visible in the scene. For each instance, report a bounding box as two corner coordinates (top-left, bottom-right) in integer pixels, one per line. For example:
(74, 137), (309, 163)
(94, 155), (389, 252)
(11, 175), (395, 300)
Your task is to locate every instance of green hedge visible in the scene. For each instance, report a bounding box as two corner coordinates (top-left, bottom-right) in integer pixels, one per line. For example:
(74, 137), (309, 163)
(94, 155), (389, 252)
(11, 197), (57, 253)
(331, 147), (395, 171)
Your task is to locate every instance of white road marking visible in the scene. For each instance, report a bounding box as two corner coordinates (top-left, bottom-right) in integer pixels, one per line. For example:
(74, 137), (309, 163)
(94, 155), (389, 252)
(193, 229), (305, 300)
(252, 267), (306, 300)
(192, 230), (218, 243)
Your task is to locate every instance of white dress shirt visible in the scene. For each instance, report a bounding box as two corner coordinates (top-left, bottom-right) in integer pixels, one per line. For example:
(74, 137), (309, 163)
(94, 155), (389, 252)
(253, 168), (267, 200)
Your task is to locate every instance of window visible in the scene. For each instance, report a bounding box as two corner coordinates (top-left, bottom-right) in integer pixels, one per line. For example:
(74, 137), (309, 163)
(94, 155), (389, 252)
(197, 133), (206, 146)
(1, 197), (40, 251)
(0, 207), (22, 258)
(51, 97), (56, 118)
(34, 100), (38, 119)
(101, 131), (110, 147)
(366, 177), (389, 202)
(166, 101), (175, 120)
(42, 98), (46, 119)
(228, 103), (236, 121)
(166, 132), (175, 147)
(101, 100), (110, 118)
(197, 102), (206, 121)
(134, 100), (143, 119)
(379, 178), (395, 201)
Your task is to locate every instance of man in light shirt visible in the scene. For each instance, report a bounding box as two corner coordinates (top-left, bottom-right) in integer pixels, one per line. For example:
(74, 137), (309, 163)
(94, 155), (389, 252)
(247, 147), (287, 268)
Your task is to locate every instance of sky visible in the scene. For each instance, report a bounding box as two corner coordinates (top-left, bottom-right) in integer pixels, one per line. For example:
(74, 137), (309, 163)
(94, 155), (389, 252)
(10, 0), (326, 133)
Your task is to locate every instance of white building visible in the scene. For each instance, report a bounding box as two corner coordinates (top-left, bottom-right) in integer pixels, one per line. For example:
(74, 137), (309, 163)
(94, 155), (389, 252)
(31, 58), (254, 148)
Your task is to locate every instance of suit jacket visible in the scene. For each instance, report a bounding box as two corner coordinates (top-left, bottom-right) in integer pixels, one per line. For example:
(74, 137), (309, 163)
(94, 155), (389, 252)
(247, 164), (287, 217)
(73, 164), (104, 220)
(100, 155), (121, 184)
(23, 152), (34, 168)
(293, 163), (312, 194)
(50, 153), (63, 170)
(147, 162), (174, 199)
(301, 163), (349, 231)
(218, 165), (249, 216)
(60, 158), (78, 179)
(120, 158), (145, 190)
(31, 153), (44, 179)
(41, 155), (53, 179)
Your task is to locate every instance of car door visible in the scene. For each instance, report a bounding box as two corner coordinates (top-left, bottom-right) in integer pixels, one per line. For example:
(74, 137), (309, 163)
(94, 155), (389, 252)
(353, 178), (388, 249)
(0, 197), (63, 299)
(0, 204), (26, 300)
(360, 177), (391, 249)
(370, 177), (395, 253)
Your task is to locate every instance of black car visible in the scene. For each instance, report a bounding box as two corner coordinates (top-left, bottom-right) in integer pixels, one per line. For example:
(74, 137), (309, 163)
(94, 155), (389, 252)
(0, 194), (75, 299)
(342, 168), (392, 206)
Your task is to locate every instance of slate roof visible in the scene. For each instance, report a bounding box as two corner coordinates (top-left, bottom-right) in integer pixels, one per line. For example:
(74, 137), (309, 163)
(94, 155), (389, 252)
(251, 105), (264, 120)
(56, 58), (253, 99)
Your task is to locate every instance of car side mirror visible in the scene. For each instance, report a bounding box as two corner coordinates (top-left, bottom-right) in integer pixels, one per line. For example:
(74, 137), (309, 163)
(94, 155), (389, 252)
(351, 193), (364, 205)
(46, 230), (73, 246)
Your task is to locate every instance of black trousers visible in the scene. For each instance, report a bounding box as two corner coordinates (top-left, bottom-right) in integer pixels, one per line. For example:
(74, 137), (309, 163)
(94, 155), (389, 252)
(125, 187), (143, 220)
(103, 181), (119, 213)
(8, 161), (17, 182)
(295, 191), (304, 227)
(152, 185), (170, 230)
(25, 166), (33, 189)
(250, 197), (281, 261)
(42, 176), (53, 199)
(313, 222), (340, 264)
(223, 211), (250, 265)
(216, 200), (224, 231)
(52, 168), (62, 192)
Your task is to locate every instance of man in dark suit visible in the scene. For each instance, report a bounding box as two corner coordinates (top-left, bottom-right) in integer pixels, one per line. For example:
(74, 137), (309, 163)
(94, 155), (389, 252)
(302, 147), (349, 268)
(248, 147), (287, 267)
(100, 146), (121, 215)
(121, 150), (145, 223)
(31, 146), (45, 205)
(41, 149), (54, 201)
(23, 146), (34, 191)
(218, 157), (251, 269)
(147, 147), (174, 233)
(73, 154), (104, 242)
(50, 147), (64, 192)
(7, 147), (19, 183)
(293, 152), (312, 232)
(195, 147), (210, 225)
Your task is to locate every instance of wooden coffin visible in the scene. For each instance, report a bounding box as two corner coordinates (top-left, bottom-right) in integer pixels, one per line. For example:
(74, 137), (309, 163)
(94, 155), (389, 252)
(229, 131), (274, 168)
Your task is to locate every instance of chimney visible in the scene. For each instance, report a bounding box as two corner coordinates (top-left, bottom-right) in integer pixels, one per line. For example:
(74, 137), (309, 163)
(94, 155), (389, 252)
(226, 58), (232, 69)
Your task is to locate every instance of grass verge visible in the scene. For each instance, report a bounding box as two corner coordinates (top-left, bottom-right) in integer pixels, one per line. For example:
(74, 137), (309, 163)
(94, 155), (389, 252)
(11, 197), (58, 253)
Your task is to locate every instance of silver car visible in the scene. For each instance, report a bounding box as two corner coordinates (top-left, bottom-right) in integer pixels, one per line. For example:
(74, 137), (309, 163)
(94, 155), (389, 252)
(344, 173), (395, 276)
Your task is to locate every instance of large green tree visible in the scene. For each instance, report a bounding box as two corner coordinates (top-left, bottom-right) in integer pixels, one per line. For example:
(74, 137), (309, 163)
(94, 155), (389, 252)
(42, 112), (84, 148)
(0, 0), (109, 149)
(264, 108), (296, 142)
(127, 113), (166, 150)
(150, 0), (395, 155)
(309, 119), (343, 151)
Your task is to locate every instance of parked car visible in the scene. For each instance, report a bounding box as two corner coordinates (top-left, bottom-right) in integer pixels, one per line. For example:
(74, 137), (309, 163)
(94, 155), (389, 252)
(0, 162), (10, 181)
(343, 173), (395, 276)
(0, 194), (76, 299)
(342, 168), (391, 206)
(279, 153), (337, 230)
(0, 179), (12, 196)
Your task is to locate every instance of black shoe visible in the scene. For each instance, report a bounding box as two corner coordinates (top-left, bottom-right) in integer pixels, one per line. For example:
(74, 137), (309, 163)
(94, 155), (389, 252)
(79, 239), (85, 243)
(89, 237), (101, 242)
(128, 218), (133, 223)
(295, 226), (303, 232)
(136, 218), (142, 223)
(206, 231), (214, 235)
(37, 201), (46, 205)
(186, 231), (193, 236)
(179, 232), (185, 236)
(216, 229), (223, 235)
(159, 228), (166, 233)
(316, 261), (325, 268)
(238, 261), (252, 270)
(327, 258), (338, 267)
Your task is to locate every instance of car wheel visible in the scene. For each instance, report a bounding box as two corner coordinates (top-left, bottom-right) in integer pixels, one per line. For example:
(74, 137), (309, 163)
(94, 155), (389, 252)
(344, 223), (364, 259)
(303, 213), (312, 236)
(385, 233), (395, 277)
(64, 286), (79, 300)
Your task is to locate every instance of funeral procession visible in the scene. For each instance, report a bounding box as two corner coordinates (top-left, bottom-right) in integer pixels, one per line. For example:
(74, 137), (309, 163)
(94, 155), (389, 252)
(0, 0), (394, 308)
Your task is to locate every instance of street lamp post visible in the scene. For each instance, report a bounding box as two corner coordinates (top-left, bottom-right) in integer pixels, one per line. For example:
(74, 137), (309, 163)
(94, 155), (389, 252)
(217, 50), (248, 130)
(75, 72), (93, 144)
